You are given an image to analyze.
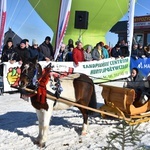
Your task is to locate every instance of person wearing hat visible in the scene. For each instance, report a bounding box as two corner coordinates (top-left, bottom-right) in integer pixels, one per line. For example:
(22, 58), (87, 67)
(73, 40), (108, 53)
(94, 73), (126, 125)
(1, 38), (17, 63)
(29, 39), (44, 61)
(0, 38), (18, 76)
(14, 39), (30, 64)
(84, 45), (93, 61)
(66, 39), (74, 51)
(39, 36), (54, 61)
(65, 44), (74, 61)
(23, 39), (29, 48)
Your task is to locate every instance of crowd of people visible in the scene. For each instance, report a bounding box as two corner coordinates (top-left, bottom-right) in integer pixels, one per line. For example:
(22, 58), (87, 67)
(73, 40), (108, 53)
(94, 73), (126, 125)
(1, 36), (150, 68)
(1, 36), (150, 76)
(1, 36), (150, 104)
(131, 43), (150, 59)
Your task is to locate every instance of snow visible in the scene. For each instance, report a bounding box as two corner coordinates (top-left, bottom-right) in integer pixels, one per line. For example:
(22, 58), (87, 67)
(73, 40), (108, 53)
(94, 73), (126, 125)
(0, 82), (150, 150)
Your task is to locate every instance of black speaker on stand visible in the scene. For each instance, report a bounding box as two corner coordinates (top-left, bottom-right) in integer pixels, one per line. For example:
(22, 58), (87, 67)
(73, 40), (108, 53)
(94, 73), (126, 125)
(74, 11), (89, 29)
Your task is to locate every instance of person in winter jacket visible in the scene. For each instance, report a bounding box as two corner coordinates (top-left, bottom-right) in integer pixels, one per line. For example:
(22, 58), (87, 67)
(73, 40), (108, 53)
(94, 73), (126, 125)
(39, 36), (54, 62)
(1, 38), (17, 63)
(123, 68), (145, 91)
(92, 43), (109, 60)
(0, 38), (18, 76)
(111, 44), (122, 58)
(29, 39), (44, 61)
(56, 43), (68, 62)
(14, 39), (30, 64)
(84, 45), (93, 61)
(123, 68), (149, 105)
(72, 41), (84, 66)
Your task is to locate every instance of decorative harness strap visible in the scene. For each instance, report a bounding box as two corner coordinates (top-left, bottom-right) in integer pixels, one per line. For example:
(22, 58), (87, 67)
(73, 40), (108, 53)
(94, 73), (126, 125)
(23, 65), (74, 105)
(36, 67), (51, 104)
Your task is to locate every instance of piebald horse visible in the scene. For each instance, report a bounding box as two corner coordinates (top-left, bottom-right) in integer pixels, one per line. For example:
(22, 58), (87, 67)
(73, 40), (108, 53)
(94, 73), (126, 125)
(19, 57), (97, 147)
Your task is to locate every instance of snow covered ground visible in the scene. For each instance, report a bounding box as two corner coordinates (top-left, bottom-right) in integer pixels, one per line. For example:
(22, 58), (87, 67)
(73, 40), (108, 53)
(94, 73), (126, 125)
(0, 82), (150, 150)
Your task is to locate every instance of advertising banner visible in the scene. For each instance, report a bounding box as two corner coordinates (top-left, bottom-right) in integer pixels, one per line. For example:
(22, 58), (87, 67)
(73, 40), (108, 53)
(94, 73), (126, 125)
(130, 57), (150, 76)
(54, 0), (72, 60)
(3, 57), (130, 92)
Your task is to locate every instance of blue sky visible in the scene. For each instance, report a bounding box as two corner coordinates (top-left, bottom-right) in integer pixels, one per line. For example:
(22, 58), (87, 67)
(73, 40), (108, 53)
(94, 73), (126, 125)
(5, 0), (150, 47)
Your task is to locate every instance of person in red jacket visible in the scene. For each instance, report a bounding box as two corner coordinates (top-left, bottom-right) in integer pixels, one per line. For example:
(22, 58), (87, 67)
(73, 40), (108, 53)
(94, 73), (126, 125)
(72, 41), (84, 66)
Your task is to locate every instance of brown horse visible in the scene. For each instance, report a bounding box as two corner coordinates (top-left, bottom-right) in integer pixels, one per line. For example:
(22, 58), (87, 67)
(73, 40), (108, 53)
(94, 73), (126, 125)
(19, 57), (97, 147)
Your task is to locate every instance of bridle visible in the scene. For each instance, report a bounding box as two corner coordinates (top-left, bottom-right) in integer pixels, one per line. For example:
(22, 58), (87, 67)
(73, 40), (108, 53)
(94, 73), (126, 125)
(20, 62), (42, 89)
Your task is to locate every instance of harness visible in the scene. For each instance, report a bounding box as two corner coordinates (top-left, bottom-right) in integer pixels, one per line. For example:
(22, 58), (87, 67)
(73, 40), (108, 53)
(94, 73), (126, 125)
(36, 67), (51, 104)
(21, 63), (39, 89)
(21, 62), (74, 105)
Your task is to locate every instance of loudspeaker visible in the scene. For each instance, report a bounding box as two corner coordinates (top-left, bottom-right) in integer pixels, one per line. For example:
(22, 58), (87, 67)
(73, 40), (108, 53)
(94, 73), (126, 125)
(74, 11), (89, 29)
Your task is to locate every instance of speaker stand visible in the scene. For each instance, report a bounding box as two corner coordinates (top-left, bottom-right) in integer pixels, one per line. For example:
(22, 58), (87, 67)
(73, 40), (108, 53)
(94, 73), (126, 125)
(78, 29), (82, 42)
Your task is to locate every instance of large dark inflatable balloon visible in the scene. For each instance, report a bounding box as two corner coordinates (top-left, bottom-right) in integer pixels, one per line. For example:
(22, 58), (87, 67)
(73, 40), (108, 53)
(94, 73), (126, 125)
(29, 0), (129, 46)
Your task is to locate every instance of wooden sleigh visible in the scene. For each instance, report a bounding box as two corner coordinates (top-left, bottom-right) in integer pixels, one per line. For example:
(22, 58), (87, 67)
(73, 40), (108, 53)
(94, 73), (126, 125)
(99, 84), (150, 125)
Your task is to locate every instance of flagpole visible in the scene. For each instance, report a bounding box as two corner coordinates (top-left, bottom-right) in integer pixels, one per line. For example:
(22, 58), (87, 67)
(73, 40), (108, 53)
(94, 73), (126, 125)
(54, 0), (62, 60)
(127, 0), (136, 55)
(0, 0), (7, 55)
(54, 0), (72, 61)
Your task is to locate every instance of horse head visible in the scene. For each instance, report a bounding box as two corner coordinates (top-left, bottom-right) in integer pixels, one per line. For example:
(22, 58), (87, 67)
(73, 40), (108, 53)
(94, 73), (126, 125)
(19, 56), (42, 90)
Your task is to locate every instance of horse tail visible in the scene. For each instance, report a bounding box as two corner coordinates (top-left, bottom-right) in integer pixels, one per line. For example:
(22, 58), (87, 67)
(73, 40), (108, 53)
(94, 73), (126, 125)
(88, 84), (97, 110)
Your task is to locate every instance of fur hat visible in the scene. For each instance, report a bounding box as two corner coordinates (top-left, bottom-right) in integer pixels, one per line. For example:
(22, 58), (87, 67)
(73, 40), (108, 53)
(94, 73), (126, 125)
(7, 37), (13, 43)
(45, 36), (51, 41)
(69, 44), (74, 49)
(20, 39), (26, 45)
(32, 39), (38, 45)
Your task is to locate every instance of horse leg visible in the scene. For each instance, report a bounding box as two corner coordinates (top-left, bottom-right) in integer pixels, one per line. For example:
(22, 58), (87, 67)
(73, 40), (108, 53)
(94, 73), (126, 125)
(78, 107), (89, 135)
(35, 102), (54, 147)
(34, 109), (43, 145)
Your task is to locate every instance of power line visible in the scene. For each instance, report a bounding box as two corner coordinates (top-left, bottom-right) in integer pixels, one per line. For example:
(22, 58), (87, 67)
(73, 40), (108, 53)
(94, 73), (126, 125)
(136, 2), (150, 13)
(11, 0), (27, 29)
(115, 0), (124, 16)
(7, 0), (20, 29)
(12, 0), (41, 39)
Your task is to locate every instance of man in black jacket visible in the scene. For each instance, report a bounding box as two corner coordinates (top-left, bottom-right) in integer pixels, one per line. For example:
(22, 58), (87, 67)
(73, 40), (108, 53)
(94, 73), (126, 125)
(39, 36), (54, 62)
(14, 39), (30, 64)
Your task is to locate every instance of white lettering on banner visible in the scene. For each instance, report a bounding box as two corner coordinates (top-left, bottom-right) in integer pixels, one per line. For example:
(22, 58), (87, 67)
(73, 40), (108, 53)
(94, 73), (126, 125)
(3, 57), (130, 92)
(137, 62), (150, 69)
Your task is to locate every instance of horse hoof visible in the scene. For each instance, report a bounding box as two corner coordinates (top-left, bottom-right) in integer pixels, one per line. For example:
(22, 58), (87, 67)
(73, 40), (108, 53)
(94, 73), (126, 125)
(34, 141), (45, 147)
(38, 142), (46, 148)
(33, 139), (39, 145)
